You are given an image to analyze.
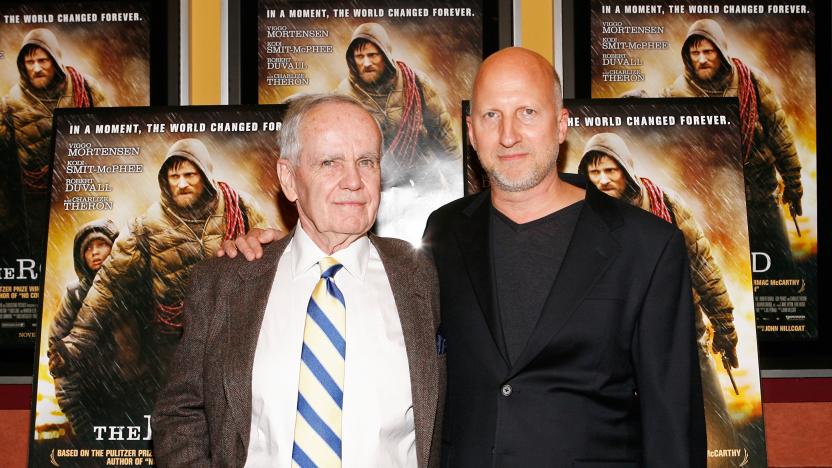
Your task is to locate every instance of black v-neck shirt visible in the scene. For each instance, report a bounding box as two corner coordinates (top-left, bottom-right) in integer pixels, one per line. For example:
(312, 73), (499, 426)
(490, 200), (584, 364)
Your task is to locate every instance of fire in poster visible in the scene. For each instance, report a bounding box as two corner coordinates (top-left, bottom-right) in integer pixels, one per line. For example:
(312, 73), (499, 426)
(589, 0), (818, 339)
(258, 0), (482, 245)
(29, 106), (287, 467)
(558, 98), (765, 468)
(0, 1), (150, 350)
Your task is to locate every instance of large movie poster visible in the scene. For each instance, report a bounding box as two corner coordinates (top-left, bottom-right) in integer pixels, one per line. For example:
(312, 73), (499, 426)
(561, 98), (765, 467)
(589, 0), (818, 340)
(464, 97), (767, 467)
(0, 1), (151, 352)
(29, 106), (287, 466)
(257, 0), (482, 245)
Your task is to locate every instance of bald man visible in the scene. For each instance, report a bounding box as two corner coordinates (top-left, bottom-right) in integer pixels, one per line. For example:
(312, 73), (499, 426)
(423, 48), (705, 467)
(220, 48), (706, 467)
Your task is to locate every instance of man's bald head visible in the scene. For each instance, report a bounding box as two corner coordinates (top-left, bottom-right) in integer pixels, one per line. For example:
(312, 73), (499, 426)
(471, 47), (563, 113)
(466, 47), (569, 194)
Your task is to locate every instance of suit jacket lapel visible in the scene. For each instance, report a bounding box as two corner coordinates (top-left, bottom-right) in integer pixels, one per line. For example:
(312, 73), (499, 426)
(453, 192), (510, 366)
(508, 184), (622, 378)
(373, 235), (437, 467)
(223, 233), (293, 453)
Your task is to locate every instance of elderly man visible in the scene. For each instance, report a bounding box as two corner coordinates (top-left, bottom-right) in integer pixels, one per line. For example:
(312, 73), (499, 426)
(53, 138), (268, 432)
(223, 48), (706, 467)
(336, 22), (458, 189)
(662, 19), (802, 274)
(578, 132), (738, 451)
(153, 94), (444, 467)
(0, 27), (108, 263)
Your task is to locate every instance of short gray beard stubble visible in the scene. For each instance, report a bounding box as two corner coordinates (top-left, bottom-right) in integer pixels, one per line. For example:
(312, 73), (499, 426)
(483, 146), (560, 193)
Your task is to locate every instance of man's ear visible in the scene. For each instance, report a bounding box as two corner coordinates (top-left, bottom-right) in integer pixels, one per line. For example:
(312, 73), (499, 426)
(466, 115), (477, 151)
(276, 159), (298, 203)
(556, 107), (569, 144)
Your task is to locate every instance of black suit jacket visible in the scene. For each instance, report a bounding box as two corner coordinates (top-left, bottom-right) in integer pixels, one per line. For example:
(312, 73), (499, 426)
(423, 174), (706, 467)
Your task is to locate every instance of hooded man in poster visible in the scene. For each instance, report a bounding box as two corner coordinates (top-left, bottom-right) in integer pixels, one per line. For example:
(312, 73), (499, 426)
(0, 27), (108, 265)
(336, 22), (459, 191)
(52, 138), (269, 432)
(661, 18), (802, 275)
(579, 132), (738, 452)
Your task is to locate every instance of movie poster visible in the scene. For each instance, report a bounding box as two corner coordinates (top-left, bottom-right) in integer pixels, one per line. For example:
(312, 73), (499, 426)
(463, 97), (766, 467)
(0, 1), (151, 352)
(589, 0), (818, 339)
(561, 98), (765, 467)
(29, 106), (287, 466)
(257, 0), (482, 245)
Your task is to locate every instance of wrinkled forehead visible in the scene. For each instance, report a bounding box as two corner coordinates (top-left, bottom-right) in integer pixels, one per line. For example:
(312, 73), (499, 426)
(303, 103), (381, 146)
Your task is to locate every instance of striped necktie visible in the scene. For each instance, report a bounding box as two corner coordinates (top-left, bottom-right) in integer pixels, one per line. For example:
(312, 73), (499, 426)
(292, 257), (346, 468)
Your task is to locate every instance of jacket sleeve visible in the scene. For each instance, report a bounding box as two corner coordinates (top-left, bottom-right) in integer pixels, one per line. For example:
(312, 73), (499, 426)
(48, 286), (81, 377)
(49, 287), (94, 435)
(632, 228), (707, 468)
(151, 263), (213, 467)
(53, 373), (93, 435)
(419, 75), (460, 158)
(755, 72), (802, 197)
(61, 221), (146, 365)
(669, 197), (736, 343)
(50, 286), (82, 344)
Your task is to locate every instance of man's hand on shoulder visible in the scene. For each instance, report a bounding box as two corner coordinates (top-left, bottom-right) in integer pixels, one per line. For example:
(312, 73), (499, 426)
(216, 227), (284, 260)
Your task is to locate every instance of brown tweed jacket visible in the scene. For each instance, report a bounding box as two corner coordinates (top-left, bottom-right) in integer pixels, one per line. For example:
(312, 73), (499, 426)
(152, 232), (444, 467)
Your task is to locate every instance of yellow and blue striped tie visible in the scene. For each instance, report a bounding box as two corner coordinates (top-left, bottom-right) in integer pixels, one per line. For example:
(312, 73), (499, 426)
(292, 257), (346, 468)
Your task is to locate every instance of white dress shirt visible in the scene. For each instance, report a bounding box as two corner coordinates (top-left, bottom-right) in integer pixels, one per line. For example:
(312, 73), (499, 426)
(245, 225), (416, 467)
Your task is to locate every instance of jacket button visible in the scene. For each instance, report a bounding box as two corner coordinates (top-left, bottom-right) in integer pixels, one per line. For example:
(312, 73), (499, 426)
(501, 384), (512, 397)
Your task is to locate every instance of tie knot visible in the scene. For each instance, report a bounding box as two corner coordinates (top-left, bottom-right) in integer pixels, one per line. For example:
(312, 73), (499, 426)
(319, 257), (343, 279)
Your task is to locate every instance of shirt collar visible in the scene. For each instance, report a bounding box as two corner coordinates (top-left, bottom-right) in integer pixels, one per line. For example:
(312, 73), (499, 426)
(290, 223), (370, 281)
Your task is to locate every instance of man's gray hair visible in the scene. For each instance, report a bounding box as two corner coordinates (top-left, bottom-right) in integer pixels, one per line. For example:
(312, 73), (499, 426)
(277, 93), (383, 165)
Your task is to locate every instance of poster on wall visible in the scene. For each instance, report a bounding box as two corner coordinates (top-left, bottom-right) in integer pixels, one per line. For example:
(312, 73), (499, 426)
(588, 0), (818, 340)
(253, 0), (483, 245)
(464, 97), (767, 467)
(562, 98), (765, 467)
(0, 0), (154, 371)
(28, 105), (287, 466)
